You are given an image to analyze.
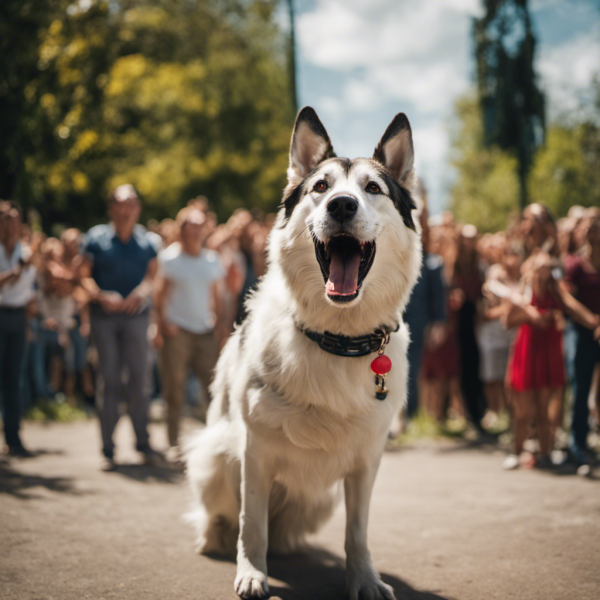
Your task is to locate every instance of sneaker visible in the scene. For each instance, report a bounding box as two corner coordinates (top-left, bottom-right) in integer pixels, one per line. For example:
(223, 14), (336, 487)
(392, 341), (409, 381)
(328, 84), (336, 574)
(165, 445), (182, 463)
(502, 454), (520, 470)
(140, 447), (164, 467)
(576, 463), (592, 477)
(100, 456), (116, 472)
(7, 444), (33, 458)
(535, 455), (554, 470)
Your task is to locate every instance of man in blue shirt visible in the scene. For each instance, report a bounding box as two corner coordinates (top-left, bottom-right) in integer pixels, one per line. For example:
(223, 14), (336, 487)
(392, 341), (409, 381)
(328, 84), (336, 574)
(81, 185), (161, 471)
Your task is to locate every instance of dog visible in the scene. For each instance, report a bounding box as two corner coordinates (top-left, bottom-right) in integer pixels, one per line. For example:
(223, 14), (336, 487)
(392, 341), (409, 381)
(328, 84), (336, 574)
(185, 107), (422, 600)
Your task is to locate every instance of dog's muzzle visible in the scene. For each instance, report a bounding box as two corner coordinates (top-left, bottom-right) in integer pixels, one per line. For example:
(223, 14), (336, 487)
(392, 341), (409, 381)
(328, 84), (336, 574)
(312, 232), (376, 303)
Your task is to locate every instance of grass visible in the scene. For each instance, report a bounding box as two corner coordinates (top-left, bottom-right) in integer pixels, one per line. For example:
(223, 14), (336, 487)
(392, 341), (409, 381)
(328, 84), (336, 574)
(25, 395), (89, 423)
(394, 409), (511, 444)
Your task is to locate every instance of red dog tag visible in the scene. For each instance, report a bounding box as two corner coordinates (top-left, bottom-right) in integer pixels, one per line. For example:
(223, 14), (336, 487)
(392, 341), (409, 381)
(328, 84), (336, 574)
(371, 355), (392, 375)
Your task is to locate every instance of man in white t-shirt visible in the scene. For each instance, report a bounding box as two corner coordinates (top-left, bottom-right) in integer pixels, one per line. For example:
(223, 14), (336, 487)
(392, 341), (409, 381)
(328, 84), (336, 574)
(154, 207), (224, 457)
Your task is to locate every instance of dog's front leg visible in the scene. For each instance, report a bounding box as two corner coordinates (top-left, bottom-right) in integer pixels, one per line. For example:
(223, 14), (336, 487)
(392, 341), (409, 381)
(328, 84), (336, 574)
(234, 446), (271, 599)
(344, 461), (396, 600)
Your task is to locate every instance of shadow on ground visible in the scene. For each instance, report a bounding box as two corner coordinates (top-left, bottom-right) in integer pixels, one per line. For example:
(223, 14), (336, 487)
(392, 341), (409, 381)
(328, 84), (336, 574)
(434, 433), (502, 455)
(203, 547), (457, 600)
(0, 462), (84, 500)
(110, 462), (184, 484)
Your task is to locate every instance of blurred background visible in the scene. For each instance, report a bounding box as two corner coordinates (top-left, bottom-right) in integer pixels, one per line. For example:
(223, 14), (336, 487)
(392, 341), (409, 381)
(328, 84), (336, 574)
(1, 0), (599, 233)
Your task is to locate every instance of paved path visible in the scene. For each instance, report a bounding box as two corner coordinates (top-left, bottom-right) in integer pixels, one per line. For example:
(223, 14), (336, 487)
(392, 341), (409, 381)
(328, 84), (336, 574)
(1, 419), (599, 600)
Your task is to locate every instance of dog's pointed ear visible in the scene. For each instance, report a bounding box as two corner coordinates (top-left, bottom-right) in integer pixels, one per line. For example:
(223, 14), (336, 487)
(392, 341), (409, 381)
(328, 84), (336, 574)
(373, 113), (415, 188)
(288, 107), (336, 185)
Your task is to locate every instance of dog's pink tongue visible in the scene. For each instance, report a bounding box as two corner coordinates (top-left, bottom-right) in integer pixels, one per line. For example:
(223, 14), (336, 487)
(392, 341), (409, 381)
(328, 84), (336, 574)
(326, 250), (361, 296)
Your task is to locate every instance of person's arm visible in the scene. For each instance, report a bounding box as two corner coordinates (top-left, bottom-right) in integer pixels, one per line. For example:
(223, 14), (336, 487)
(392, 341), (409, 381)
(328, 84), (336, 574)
(502, 301), (550, 330)
(556, 281), (600, 334)
(153, 272), (177, 340)
(426, 258), (446, 349)
(428, 258), (446, 324)
(122, 257), (158, 316)
(483, 303), (506, 321)
(0, 263), (21, 289)
(79, 256), (124, 313)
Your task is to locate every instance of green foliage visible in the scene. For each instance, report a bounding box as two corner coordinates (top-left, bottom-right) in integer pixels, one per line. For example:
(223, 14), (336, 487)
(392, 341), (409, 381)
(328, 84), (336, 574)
(26, 397), (88, 422)
(1, 0), (294, 229)
(449, 95), (520, 233)
(529, 122), (600, 218)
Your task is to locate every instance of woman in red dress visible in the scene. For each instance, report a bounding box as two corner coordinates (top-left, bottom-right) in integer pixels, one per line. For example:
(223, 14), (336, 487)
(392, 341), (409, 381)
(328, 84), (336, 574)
(505, 252), (600, 469)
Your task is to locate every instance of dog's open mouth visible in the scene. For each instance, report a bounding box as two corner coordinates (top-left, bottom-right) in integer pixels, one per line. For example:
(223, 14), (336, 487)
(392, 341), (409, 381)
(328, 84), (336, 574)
(313, 233), (376, 303)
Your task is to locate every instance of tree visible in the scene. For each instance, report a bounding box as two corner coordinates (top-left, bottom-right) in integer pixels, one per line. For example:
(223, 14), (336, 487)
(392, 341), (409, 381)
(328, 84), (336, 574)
(449, 95), (520, 233)
(529, 121), (600, 217)
(0, 0), (62, 202)
(473, 0), (545, 210)
(1, 0), (294, 229)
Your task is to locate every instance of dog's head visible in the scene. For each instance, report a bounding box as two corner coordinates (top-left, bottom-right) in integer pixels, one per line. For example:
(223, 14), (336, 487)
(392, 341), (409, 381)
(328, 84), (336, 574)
(270, 107), (422, 332)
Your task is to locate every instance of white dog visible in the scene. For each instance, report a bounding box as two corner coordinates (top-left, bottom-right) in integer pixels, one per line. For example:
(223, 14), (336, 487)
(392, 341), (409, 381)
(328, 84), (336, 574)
(186, 107), (422, 600)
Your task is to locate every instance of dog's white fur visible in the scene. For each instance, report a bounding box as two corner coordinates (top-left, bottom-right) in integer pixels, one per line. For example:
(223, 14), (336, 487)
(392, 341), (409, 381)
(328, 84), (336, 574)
(186, 108), (422, 600)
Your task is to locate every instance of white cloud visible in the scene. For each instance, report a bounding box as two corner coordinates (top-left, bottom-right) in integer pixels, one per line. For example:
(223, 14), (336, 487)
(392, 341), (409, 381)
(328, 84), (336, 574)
(297, 0), (476, 116)
(296, 1), (599, 212)
(297, 1), (478, 71)
(538, 22), (600, 117)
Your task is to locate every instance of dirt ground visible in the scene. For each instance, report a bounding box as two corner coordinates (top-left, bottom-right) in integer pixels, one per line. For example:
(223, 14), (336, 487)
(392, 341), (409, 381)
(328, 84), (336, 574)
(1, 417), (599, 600)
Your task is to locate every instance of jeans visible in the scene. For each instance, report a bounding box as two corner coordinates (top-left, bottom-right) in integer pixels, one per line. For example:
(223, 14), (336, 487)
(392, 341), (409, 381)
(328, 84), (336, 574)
(458, 300), (485, 429)
(90, 308), (151, 458)
(570, 325), (600, 458)
(0, 307), (27, 447)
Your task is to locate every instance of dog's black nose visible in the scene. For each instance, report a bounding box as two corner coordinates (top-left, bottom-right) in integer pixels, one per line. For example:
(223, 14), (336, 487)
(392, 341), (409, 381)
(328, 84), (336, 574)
(326, 196), (358, 222)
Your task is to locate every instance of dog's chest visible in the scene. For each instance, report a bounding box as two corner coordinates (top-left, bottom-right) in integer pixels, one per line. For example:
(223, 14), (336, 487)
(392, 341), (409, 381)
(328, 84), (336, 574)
(247, 378), (391, 457)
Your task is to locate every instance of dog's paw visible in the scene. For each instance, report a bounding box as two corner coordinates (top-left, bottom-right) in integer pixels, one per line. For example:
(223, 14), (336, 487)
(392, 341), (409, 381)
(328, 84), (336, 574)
(347, 569), (396, 600)
(234, 567), (269, 599)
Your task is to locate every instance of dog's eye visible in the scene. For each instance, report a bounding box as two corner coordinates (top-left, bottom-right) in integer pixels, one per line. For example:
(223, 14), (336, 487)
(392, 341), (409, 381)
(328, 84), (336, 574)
(366, 182), (382, 194)
(313, 180), (328, 193)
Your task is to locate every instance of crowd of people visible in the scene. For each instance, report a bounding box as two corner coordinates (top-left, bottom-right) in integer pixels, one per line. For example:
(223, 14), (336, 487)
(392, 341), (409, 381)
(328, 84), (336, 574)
(405, 199), (600, 474)
(1, 187), (599, 474)
(0, 188), (271, 468)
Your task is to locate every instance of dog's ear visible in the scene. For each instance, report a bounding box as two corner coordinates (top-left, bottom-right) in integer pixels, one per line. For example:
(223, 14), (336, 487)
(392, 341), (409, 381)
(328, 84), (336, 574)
(288, 107), (336, 185)
(373, 113), (415, 188)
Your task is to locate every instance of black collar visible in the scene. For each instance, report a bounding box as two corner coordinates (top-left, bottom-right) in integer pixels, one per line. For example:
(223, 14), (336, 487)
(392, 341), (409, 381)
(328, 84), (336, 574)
(301, 323), (399, 357)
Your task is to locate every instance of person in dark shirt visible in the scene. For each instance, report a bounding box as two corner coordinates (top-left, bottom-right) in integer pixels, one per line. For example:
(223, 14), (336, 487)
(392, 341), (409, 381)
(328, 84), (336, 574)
(564, 211), (600, 470)
(80, 185), (161, 471)
(395, 186), (445, 433)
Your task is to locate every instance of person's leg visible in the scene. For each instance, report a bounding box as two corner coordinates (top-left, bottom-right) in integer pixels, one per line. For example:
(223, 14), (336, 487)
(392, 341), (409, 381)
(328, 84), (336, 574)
(405, 339), (424, 419)
(120, 313), (152, 452)
(484, 382), (498, 414)
(0, 309), (27, 449)
(547, 387), (564, 444)
(571, 327), (600, 460)
(191, 331), (220, 410)
(449, 377), (464, 419)
(513, 391), (532, 456)
(458, 302), (485, 430)
(534, 388), (552, 457)
(431, 379), (445, 423)
(159, 329), (191, 448)
(90, 313), (122, 459)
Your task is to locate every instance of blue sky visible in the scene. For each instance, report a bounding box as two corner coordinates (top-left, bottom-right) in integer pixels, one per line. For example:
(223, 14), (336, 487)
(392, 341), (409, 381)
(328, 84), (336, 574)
(289, 0), (600, 214)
